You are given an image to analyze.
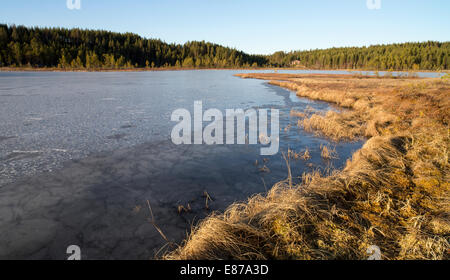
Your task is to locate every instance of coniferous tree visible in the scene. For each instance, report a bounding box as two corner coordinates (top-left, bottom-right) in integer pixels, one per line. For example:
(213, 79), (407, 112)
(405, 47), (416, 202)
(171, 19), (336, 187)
(0, 25), (448, 70)
(0, 25), (267, 69)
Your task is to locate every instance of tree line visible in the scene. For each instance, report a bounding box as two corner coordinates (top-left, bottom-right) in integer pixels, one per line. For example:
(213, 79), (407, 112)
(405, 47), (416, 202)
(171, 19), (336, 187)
(0, 24), (448, 70)
(268, 42), (449, 70)
(0, 24), (267, 69)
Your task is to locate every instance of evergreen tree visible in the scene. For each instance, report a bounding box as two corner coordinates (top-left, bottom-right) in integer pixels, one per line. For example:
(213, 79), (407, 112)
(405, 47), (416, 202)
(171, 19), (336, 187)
(0, 24), (448, 70)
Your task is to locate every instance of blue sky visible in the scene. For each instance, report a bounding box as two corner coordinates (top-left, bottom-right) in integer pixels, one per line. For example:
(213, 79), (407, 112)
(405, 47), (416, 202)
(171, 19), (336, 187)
(1, 0), (449, 54)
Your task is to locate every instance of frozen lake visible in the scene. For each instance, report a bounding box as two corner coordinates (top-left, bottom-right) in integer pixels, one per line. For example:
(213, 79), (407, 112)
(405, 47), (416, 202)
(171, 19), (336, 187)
(0, 70), (371, 259)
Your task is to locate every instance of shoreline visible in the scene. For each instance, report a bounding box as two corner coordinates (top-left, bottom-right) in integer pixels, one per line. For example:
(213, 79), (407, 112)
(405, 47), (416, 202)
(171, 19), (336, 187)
(0, 77), (362, 259)
(1, 66), (448, 73)
(165, 74), (449, 260)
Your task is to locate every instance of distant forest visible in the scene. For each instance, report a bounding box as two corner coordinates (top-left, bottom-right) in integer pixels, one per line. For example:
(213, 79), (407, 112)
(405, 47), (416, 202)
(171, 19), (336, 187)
(0, 24), (448, 70)
(268, 42), (450, 70)
(0, 24), (266, 69)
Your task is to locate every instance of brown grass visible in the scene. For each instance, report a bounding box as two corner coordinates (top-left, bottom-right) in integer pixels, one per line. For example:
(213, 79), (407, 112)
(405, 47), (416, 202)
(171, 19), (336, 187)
(164, 74), (449, 260)
(320, 144), (337, 160)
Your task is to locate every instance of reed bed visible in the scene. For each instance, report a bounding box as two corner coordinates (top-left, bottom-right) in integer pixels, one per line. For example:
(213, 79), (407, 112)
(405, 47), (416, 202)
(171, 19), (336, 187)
(164, 74), (449, 260)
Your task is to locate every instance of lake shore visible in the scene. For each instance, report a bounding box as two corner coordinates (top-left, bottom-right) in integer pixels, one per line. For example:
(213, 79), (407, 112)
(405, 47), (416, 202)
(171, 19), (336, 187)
(0, 70), (364, 259)
(1, 66), (448, 73)
(166, 74), (450, 260)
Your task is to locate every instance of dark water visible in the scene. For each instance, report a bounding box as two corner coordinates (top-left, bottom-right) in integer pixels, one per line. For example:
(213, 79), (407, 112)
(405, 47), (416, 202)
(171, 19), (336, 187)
(0, 70), (366, 259)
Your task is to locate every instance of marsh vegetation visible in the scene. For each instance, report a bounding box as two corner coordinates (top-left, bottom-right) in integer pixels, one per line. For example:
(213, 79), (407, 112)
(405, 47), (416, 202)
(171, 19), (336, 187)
(165, 74), (449, 260)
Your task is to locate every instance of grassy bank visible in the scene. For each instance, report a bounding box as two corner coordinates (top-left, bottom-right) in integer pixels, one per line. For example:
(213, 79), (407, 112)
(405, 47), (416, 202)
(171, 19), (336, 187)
(164, 74), (449, 260)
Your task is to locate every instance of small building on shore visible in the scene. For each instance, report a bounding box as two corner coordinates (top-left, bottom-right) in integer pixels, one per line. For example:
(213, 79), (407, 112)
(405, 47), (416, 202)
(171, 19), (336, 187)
(290, 60), (302, 67)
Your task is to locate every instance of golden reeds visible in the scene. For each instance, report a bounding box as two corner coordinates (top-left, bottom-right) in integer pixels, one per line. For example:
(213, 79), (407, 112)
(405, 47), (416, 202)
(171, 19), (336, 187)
(164, 74), (450, 260)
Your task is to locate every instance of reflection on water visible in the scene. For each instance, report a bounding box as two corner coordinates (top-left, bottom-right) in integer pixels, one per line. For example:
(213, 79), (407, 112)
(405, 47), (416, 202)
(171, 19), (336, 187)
(0, 70), (366, 259)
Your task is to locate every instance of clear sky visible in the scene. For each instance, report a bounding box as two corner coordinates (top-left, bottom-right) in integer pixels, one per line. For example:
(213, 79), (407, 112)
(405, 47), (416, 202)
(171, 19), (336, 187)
(1, 0), (449, 54)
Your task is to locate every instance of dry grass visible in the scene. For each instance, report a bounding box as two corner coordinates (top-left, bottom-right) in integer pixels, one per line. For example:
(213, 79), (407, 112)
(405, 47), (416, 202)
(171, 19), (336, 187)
(164, 74), (449, 260)
(290, 109), (307, 118)
(320, 144), (337, 160)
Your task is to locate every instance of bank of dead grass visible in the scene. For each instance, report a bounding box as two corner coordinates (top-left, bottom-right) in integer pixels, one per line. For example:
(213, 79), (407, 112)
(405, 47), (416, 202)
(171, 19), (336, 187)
(164, 74), (449, 260)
